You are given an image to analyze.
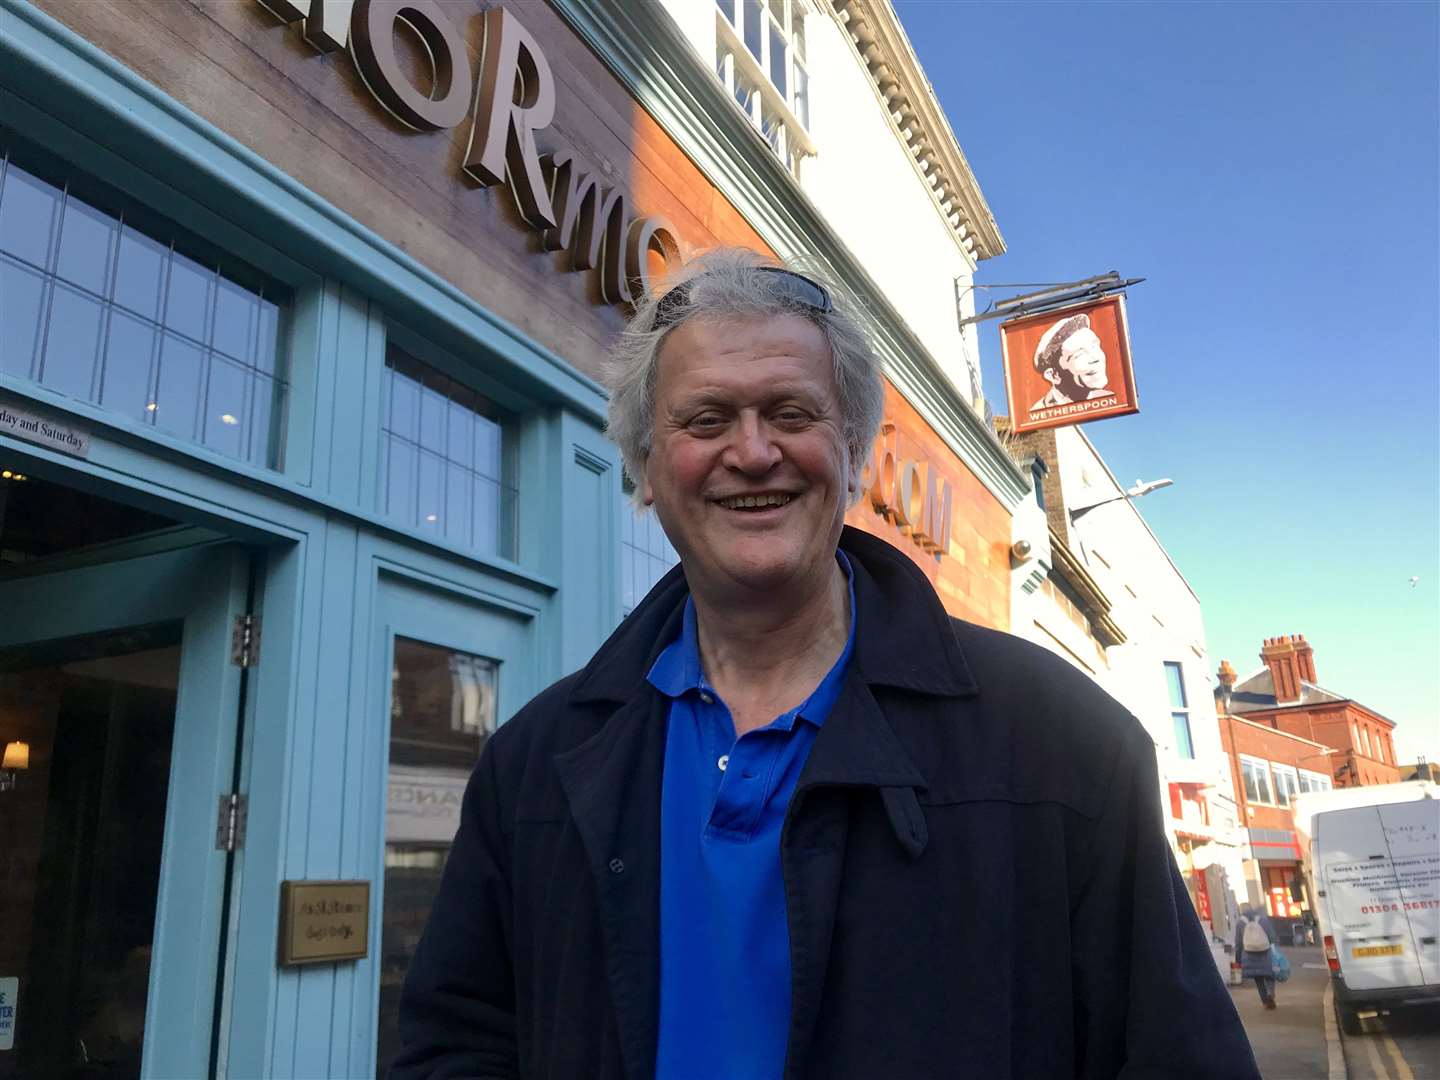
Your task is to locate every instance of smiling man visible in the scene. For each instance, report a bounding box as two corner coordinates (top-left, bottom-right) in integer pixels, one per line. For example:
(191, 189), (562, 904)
(1030, 311), (1116, 411)
(392, 250), (1257, 1079)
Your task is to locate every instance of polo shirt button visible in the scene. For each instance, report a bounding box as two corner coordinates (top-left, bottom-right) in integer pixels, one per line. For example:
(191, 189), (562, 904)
(608, 858), (625, 874)
(699, 692), (714, 704)
(718, 755), (729, 772)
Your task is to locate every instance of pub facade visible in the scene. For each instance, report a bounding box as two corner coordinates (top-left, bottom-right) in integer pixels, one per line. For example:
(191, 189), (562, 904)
(0, 1), (1027, 1075)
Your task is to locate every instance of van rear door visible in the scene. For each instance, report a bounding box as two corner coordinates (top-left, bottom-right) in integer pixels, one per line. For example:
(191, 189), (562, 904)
(1378, 799), (1440, 986)
(1317, 803), (1426, 991)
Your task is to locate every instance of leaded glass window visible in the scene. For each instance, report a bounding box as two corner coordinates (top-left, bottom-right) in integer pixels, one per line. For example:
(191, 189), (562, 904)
(0, 137), (289, 467)
(380, 344), (516, 558)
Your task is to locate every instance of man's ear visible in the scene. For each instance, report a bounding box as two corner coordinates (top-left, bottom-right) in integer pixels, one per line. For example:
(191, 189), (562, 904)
(640, 456), (655, 506)
(1042, 366), (1061, 388)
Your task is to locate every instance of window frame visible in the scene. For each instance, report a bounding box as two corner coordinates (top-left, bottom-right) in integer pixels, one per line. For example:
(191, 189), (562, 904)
(1239, 754), (1275, 806)
(1270, 763), (1300, 807)
(715, 0), (816, 177)
(1163, 660), (1195, 760)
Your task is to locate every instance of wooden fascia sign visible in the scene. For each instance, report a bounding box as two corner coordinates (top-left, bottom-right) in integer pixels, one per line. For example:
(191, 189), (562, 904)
(256, 0), (684, 307)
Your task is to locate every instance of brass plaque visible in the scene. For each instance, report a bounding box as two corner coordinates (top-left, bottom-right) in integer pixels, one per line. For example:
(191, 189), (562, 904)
(278, 880), (370, 966)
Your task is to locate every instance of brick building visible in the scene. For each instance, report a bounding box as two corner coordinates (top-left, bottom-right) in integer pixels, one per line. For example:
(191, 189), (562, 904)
(1214, 634), (1403, 925)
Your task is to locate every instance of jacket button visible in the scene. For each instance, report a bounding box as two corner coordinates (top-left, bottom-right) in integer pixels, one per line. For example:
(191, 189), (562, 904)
(608, 858), (625, 874)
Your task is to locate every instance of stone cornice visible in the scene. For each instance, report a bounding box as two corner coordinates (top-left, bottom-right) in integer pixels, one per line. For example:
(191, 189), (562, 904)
(1048, 526), (1125, 647)
(548, 0), (1029, 508)
(829, 0), (1005, 263)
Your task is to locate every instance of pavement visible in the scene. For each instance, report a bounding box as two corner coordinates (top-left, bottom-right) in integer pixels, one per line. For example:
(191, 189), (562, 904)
(1231, 944), (1440, 1080)
(1230, 945), (1336, 1080)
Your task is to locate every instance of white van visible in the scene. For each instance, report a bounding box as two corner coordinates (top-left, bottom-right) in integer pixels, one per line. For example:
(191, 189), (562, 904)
(1293, 782), (1439, 1034)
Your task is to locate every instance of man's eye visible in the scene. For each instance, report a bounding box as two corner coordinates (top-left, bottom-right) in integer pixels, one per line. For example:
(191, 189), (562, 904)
(688, 413), (727, 430)
(773, 409), (810, 425)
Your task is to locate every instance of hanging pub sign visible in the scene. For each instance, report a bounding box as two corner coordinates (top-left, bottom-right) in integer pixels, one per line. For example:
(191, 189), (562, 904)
(1000, 295), (1139, 435)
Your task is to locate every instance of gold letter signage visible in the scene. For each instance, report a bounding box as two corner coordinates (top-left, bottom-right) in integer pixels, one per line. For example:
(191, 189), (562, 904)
(256, 1), (684, 308)
(859, 423), (955, 560)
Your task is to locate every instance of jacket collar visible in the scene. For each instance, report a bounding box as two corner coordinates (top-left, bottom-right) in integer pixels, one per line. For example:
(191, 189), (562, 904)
(569, 526), (979, 707)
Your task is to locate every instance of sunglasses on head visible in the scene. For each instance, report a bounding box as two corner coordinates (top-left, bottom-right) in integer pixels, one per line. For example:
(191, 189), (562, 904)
(650, 266), (834, 330)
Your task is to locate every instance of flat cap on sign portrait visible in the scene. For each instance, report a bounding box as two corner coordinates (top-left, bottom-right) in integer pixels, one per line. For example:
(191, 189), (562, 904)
(1032, 313), (1091, 372)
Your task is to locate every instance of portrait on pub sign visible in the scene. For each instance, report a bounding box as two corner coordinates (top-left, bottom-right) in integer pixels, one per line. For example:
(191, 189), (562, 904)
(1000, 295), (1139, 435)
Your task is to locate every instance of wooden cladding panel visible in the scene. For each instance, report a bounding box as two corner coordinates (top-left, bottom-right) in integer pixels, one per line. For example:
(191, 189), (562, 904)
(26, 0), (767, 381)
(846, 383), (1011, 630)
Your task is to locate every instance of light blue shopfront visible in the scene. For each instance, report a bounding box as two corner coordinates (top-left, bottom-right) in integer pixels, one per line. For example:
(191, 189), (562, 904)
(0, 2), (625, 1076)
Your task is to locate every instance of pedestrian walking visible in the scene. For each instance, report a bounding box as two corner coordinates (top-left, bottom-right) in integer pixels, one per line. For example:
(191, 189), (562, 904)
(1235, 905), (1280, 1009)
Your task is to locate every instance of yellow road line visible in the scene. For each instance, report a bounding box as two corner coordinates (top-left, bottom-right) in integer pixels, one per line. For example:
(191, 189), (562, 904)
(1362, 1025), (1391, 1078)
(1380, 1032), (1415, 1080)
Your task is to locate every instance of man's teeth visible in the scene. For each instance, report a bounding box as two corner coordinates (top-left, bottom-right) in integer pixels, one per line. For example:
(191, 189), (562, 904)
(719, 494), (793, 510)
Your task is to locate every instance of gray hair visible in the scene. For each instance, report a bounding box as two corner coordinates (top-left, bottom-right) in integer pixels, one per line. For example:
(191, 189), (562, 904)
(602, 247), (885, 505)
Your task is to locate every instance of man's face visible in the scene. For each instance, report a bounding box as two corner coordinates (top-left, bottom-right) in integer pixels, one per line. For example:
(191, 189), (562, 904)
(1054, 328), (1109, 391)
(641, 312), (853, 601)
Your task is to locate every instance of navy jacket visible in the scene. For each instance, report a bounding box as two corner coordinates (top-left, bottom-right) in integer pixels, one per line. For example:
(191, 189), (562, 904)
(393, 528), (1257, 1079)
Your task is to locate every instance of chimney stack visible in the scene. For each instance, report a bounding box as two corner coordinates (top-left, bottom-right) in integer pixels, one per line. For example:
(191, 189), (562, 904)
(1217, 660), (1237, 689)
(1294, 634), (1316, 683)
(1260, 635), (1309, 704)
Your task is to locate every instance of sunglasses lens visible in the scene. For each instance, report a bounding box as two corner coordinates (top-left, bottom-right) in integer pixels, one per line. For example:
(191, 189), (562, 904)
(651, 268), (831, 328)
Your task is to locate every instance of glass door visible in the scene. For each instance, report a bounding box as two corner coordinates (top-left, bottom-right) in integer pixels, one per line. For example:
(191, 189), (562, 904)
(370, 575), (537, 1079)
(0, 532), (250, 1080)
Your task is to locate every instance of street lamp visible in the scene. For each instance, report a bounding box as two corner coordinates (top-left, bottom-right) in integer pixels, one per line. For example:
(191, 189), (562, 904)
(1068, 478), (1174, 521)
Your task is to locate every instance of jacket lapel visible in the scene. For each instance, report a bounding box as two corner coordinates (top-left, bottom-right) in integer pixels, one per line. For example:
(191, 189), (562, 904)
(782, 673), (928, 1076)
(553, 690), (667, 1080)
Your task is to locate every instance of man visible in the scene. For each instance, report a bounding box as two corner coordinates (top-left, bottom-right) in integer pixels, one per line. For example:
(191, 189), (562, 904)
(1030, 311), (1116, 410)
(393, 250), (1257, 1078)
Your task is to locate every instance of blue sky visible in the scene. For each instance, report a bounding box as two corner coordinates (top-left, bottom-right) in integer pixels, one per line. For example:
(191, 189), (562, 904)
(895, 0), (1439, 762)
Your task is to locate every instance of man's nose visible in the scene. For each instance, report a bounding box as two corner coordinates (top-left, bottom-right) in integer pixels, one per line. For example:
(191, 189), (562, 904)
(722, 413), (782, 474)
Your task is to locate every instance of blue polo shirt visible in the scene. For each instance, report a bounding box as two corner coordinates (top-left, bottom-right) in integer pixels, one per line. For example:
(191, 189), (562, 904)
(648, 554), (856, 1080)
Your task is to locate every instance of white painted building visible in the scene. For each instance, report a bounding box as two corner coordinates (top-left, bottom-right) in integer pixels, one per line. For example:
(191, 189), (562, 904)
(1005, 422), (1250, 969)
(654, 0), (1001, 413)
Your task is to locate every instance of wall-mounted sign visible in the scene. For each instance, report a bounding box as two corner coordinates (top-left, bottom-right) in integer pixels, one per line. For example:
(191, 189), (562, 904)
(1000, 295), (1139, 435)
(278, 880), (370, 966)
(857, 423), (954, 561)
(255, 0), (684, 307)
(0, 397), (90, 458)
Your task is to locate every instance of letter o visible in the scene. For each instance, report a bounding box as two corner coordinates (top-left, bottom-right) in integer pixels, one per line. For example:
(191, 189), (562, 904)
(893, 461), (924, 530)
(625, 216), (685, 301)
(351, 0), (473, 131)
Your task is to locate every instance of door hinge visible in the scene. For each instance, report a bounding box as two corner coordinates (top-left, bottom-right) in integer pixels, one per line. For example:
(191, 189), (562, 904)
(216, 792), (248, 852)
(231, 613), (261, 667)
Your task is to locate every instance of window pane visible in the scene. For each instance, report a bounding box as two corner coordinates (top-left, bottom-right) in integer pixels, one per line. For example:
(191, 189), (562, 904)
(163, 249), (214, 343)
(385, 436), (418, 522)
(734, 73), (758, 115)
(377, 638), (498, 1080)
(211, 278), (257, 363)
(445, 462), (472, 547)
(768, 17), (787, 96)
(419, 385), (447, 455)
(112, 226), (167, 321)
(41, 284), (105, 400)
(716, 0), (735, 21)
(100, 309), (158, 422)
(792, 4), (806, 58)
(0, 254), (47, 379)
(255, 298), (282, 375)
(743, 0), (763, 61)
(417, 450), (443, 533)
(1172, 712), (1194, 760)
(388, 367), (420, 443)
(793, 61), (809, 129)
(0, 163), (61, 269)
(153, 332), (205, 438)
(1164, 662), (1187, 708)
(1242, 763), (1260, 804)
(54, 193), (117, 297)
(1255, 764), (1272, 803)
(249, 371), (283, 467)
(202, 354), (250, 458)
